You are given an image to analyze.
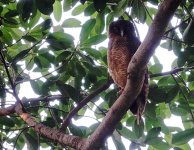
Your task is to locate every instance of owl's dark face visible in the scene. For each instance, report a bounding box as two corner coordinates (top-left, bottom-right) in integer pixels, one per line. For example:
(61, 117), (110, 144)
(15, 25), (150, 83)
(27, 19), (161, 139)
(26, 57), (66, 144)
(109, 20), (135, 38)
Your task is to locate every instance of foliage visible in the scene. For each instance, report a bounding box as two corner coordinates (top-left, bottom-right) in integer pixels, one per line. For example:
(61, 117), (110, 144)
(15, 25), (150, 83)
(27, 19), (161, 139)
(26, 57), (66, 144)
(0, 0), (194, 149)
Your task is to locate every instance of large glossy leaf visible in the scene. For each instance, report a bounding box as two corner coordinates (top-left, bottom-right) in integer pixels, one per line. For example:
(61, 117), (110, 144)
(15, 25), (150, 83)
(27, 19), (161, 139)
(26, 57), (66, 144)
(144, 127), (163, 148)
(0, 116), (15, 127)
(56, 82), (82, 102)
(47, 32), (74, 50)
(183, 19), (194, 44)
(133, 119), (144, 138)
(23, 132), (38, 150)
(62, 18), (81, 27)
(36, 0), (54, 15)
(172, 128), (194, 145)
(82, 34), (106, 46)
(53, 0), (62, 21)
(131, 0), (146, 23)
(80, 19), (96, 43)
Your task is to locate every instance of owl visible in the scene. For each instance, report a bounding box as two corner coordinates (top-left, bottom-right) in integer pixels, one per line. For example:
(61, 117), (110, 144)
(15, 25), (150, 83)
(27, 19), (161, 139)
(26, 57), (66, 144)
(108, 19), (148, 121)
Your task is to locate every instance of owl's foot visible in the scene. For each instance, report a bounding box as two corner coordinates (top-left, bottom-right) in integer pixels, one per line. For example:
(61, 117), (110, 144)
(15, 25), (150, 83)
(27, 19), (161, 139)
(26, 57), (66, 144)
(118, 88), (124, 95)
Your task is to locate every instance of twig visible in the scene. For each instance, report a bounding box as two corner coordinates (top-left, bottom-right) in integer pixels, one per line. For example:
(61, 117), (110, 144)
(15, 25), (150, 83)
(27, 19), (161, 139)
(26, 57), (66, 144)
(0, 49), (22, 104)
(164, 18), (190, 35)
(0, 95), (65, 116)
(171, 74), (194, 123)
(150, 66), (194, 78)
(60, 79), (113, 131)
(142, 0), (153, 21)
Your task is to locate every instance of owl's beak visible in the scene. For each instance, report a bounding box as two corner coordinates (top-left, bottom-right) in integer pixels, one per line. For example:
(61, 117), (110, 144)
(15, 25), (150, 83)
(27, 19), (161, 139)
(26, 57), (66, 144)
(120, 29), (124, 37)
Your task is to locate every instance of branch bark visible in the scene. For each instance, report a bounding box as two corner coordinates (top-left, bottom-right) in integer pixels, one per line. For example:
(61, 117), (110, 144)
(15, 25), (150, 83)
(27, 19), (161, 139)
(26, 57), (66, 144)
(83, 0), (182, 149)
(14, 103), (86, 149)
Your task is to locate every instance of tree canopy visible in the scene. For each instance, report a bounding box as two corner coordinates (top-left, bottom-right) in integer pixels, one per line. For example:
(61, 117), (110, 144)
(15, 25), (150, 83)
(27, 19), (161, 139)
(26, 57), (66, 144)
(0, 0), (194, 150)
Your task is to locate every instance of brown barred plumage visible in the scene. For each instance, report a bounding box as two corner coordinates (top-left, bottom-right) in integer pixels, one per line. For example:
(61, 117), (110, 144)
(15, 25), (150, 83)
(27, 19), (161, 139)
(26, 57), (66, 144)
(108, 19), (149, 122)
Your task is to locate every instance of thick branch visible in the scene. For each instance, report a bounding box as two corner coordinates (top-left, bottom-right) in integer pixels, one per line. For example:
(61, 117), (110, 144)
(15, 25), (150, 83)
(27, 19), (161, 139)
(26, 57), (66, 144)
(83, 0), (182, 149)
(15, 103), (86, 149)
(60, 79), (113, 131)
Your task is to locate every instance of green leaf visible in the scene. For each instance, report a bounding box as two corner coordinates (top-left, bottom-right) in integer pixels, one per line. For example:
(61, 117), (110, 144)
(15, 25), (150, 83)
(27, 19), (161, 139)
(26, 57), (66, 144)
(12, 48), (31, 63)
(36, 0), (54, 15)
(84, 3), (96, 16)
(148, 0), (159, 5)
(0, 116), (15, 127)
(80, 19), (96, 43)
(62, 18), (81, 27)
(72, 4), (87, 16)
(30, 80), (43, 95)
(56, 49), (72, 62)
(23, 132), (38, 150)
(95, 13), (105, 34)
(172, 128), (194, 145)
(63, 0), (72, 12)
(106, 12), (114, 29)
(1, 29), (12, 45)
(17, 0), (34, 21)
(156, 103), (171, 118)
(105, 89), (118, 107)
(82, 34), (106, 46)
(149, 63), (163, 74)
(145, 127), (161, 144)
(69, 124), (88, 137)
(117, 126), (136, 140)
(82, 48), (101, 59)
(53, 0), (62, 21)
(183, 19), (194, 44)
(133, 119), (144, 138)
(47, 32), (74, 50)
(131, 0), (146, 23)
(56, 82), (82, 102)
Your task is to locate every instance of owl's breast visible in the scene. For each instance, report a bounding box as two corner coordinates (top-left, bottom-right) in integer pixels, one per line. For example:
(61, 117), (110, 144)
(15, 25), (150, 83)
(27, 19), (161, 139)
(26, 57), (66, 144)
(108, 38), (133, 89)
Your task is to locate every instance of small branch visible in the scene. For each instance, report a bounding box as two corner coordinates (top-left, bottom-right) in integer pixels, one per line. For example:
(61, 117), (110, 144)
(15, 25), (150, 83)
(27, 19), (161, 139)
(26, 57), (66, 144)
(0, 49), (22, 105)
(60, 79), (113, 131)
(22, 95), (65, 104)
(164, 17), (190, 35)
(0, 95), (65, 116)
(15, 103), (86, 150)
(142, 0), (153, 21)
(150, 66), (194, 78)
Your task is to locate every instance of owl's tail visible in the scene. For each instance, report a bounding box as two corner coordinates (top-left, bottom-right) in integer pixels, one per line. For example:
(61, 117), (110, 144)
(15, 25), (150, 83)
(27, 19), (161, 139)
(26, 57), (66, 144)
(129, 69), (149, 124)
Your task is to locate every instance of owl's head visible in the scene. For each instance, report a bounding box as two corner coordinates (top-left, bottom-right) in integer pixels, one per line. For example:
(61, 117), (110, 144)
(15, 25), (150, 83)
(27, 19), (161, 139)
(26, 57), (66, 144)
(109, 20), (136, 38)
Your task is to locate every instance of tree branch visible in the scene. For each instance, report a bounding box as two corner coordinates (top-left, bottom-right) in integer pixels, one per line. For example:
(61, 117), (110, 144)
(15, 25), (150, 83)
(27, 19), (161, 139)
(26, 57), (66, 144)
(83, 0), (182, 149)
(0, 95), (64, 116)
(14, 103), (86, 149)
(150, 66), (194, 78)
(60, 79), (113, 131)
